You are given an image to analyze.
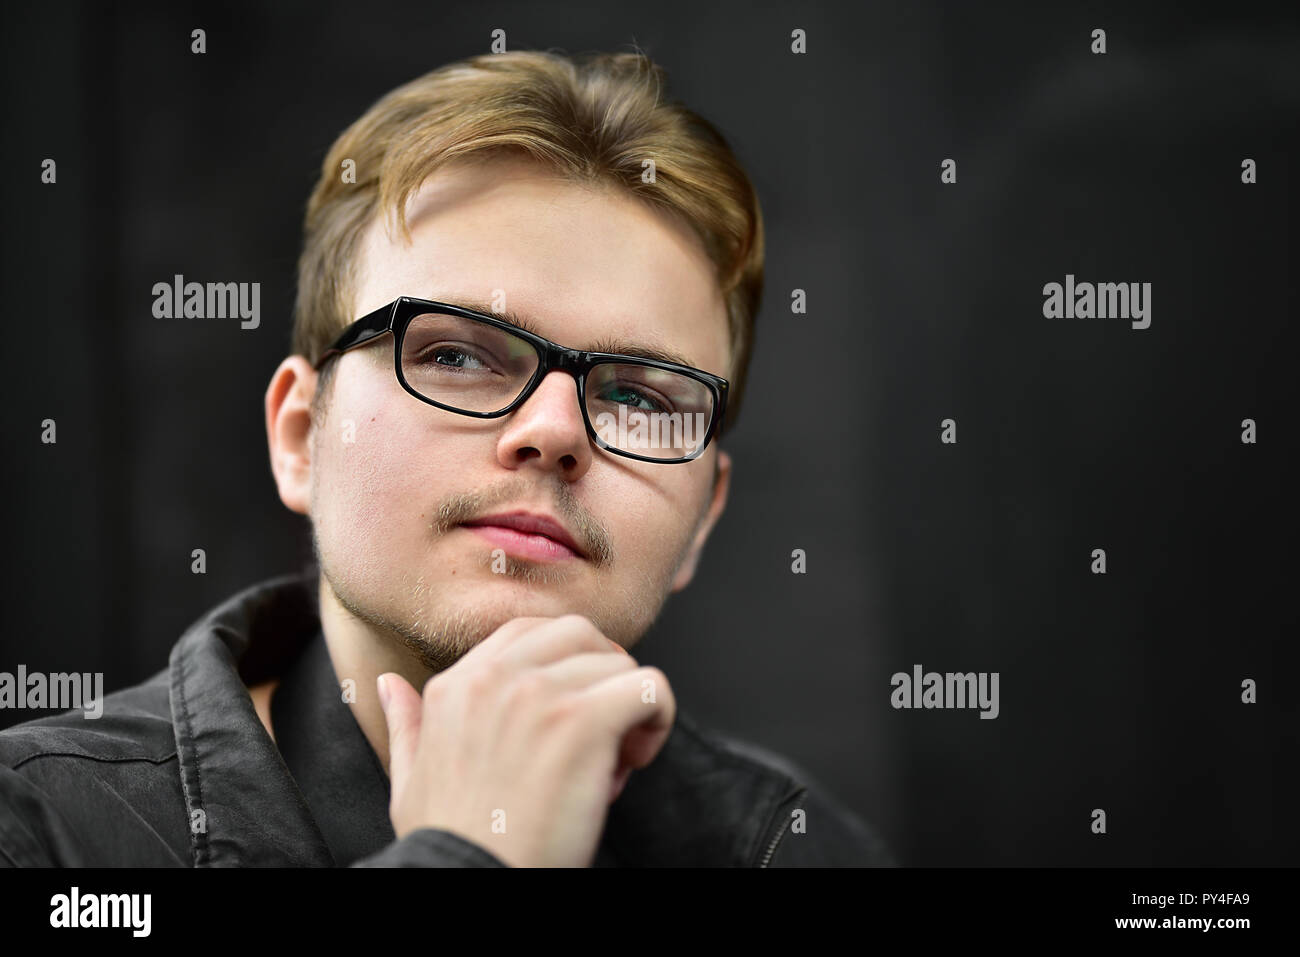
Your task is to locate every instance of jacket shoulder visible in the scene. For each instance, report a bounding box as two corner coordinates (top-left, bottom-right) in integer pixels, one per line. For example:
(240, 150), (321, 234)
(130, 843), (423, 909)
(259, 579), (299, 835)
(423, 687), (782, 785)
(0, 669), (190, 867)
(0, 667), (175, 767)
(676, 714), (896, 867)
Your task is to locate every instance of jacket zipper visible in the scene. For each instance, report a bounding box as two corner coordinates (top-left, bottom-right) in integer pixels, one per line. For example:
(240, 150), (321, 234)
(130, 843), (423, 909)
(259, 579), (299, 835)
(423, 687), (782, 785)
(758, 788), (806, 867)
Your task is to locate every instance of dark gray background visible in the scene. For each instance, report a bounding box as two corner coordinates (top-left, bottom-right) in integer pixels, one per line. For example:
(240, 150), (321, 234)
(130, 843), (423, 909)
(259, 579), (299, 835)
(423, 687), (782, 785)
(2, 1), (1296, 866)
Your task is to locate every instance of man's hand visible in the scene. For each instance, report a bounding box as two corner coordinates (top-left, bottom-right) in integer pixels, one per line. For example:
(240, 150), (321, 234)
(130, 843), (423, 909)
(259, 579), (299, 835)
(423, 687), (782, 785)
(377, 614), (676, 868)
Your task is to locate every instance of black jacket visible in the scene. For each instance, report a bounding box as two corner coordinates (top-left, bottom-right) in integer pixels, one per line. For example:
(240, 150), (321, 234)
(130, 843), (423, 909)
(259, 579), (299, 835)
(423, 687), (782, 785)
(0, 573), (894, 867)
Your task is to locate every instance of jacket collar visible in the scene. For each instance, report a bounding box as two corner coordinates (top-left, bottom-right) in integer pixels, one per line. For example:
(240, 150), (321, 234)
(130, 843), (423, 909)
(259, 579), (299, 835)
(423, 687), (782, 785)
(168, 573), (796, 867)
(270, 623), (397, 865)
(169, 571), (332, 866)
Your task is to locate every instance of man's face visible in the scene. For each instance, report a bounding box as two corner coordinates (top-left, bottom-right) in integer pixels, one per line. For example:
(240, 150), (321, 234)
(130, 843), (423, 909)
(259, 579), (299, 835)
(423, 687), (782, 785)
(299, 155), (733, 668)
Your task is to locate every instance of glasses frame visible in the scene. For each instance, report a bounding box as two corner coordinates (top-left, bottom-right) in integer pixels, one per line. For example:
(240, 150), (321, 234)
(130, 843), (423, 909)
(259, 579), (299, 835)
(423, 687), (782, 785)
(313, 297), (729, 464)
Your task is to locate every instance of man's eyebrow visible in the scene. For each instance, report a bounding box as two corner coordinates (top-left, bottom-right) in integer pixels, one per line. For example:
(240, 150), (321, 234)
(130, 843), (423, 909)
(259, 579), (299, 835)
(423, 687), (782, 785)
(442, 299), (546, 337)
(584, 337), (696, 369)
(436, 298), (699, 369)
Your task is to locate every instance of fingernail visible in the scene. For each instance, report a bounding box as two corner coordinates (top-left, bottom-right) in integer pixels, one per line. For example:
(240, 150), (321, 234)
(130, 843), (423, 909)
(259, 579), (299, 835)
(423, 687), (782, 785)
(377, 673), (391, 709)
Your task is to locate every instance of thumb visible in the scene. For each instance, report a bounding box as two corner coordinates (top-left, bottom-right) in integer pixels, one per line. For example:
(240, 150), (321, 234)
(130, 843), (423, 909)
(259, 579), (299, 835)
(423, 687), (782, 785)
(378, 672), (422, 797)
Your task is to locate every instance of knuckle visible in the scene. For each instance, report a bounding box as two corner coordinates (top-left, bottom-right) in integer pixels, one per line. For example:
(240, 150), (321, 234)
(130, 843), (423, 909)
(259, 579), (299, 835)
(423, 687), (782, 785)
(559, 612), (596, 634)
(420, 680), (450, 721)
(540, 692), (583, 730)
(505, 671), (549, 708)
(559, 614), (611, 650)
(463, 666), (499, 699)
(420, 674), (443, 706)
(610, 651), (638, 671)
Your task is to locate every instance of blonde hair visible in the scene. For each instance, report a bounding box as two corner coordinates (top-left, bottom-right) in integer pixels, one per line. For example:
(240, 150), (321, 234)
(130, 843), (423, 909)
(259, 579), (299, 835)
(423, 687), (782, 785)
(292, 49), (764, 428)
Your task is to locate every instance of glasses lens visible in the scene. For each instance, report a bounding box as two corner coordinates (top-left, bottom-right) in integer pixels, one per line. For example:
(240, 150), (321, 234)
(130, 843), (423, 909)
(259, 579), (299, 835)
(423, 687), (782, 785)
(400, 312), (540, 413)
(586, 362), (715, 460)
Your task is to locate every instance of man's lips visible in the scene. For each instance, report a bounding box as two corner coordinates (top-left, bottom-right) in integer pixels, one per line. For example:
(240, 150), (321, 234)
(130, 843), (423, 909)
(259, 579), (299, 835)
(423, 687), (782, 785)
(459, 511), (586, 562)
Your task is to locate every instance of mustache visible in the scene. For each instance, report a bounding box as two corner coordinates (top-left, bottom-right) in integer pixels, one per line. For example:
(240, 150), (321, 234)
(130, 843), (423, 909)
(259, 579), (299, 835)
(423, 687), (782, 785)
(429, 477), (614, 567)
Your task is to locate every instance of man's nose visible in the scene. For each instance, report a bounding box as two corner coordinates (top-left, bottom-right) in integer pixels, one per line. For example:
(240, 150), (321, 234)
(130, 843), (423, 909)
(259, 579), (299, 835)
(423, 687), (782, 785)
(494, 369), (594, 478)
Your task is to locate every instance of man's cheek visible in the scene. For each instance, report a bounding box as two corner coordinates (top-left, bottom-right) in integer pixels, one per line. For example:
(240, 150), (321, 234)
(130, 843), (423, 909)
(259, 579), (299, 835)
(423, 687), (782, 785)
(331, 420), (418, 500)
(624, 501), (689, 557)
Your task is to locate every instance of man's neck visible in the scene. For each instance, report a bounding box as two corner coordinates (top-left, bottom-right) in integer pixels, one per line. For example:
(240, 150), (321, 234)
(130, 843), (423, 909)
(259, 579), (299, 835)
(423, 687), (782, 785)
(316, 573), (433, 775)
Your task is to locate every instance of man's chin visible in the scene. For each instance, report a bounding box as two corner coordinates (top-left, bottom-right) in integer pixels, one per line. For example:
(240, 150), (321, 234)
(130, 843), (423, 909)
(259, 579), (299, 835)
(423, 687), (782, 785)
(394, 591), (589, 672)
(424, 582), (588, 634)
(462, 588), (582, 628)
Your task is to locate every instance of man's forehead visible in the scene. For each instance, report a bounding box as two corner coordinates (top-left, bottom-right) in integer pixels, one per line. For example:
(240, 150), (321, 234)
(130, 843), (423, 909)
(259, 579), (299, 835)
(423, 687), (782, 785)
(354, 161), (732, 376)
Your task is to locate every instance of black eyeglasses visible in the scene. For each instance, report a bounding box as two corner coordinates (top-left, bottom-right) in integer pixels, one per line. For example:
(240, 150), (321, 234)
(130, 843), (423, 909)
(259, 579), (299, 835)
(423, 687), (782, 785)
(314, 297), (729, 464)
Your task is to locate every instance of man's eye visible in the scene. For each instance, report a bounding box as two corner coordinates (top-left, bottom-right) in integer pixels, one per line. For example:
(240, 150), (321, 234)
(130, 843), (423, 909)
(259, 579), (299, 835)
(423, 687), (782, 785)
(423, 345), (488, 370)
(600, 385), (665, 412)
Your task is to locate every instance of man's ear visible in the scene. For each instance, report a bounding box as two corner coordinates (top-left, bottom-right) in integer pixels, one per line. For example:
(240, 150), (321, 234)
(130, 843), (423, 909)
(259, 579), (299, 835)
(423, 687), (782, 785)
(265, 356), (319, 516)
(669, 448), (732, 593)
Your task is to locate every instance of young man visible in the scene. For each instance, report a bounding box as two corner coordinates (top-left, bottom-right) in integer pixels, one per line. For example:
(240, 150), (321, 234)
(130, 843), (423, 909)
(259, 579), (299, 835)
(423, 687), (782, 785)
(0, 50), (892, 867)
